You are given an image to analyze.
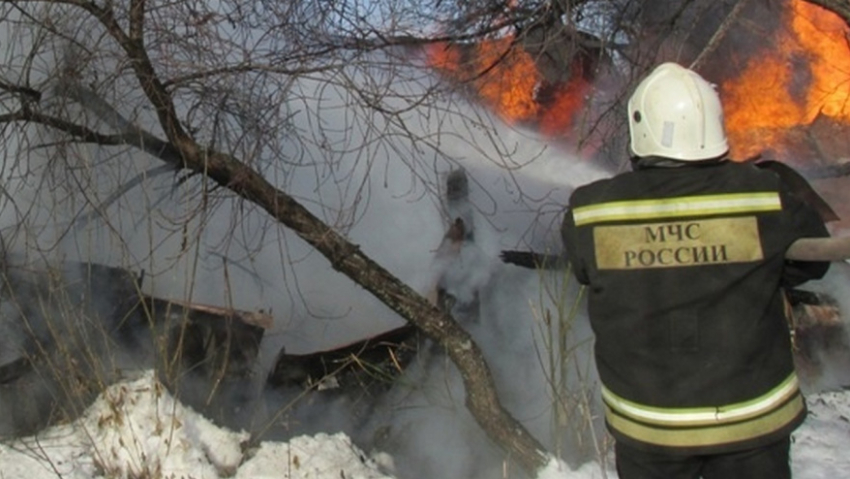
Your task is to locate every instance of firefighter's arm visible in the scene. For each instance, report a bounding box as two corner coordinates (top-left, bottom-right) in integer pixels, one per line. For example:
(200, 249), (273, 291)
(786, 236), (850, 261)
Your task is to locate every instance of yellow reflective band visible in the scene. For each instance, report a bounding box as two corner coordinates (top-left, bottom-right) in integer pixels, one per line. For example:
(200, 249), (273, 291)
(601, 374), (800, 427)
(605, 394), (804, 448)
(572, 192), (782, 226)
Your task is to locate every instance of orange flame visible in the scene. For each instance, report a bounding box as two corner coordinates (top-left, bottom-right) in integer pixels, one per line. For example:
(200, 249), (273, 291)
(426, 35), (593, 140)
(722, 0), (850, 160)
(427, 37), (542, 123)
(538, 74), (592, 137)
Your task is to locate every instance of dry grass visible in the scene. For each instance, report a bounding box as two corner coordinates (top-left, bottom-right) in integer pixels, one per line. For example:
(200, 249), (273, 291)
(528, 264), (613, 476)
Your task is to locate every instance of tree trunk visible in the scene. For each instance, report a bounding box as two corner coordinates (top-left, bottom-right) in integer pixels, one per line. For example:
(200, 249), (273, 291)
(178, 144), (551, 473)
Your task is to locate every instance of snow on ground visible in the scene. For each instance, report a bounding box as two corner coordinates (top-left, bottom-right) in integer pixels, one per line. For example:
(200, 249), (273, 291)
(0, 370), (848, 479)
(791, 390), (850, 478)
(0, 372), (392, 479)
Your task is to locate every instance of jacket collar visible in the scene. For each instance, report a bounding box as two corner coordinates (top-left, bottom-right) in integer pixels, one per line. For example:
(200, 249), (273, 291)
(630, 156), (728, 171)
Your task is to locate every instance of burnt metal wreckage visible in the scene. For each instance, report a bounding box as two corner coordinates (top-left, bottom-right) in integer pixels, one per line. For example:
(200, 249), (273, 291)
(0, 260), (263, 437)
(0, 258), (423, 439)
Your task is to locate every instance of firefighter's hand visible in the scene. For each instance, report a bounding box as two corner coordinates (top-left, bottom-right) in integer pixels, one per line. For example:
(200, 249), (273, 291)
(499, 251), (565, 269)
(499, 250), (539, 268)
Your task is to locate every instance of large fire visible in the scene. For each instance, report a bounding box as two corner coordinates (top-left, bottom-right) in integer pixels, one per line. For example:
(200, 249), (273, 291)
(427, 37), (541, 123)
(722, 0), (850, 161)
(426, 1), (850, 164)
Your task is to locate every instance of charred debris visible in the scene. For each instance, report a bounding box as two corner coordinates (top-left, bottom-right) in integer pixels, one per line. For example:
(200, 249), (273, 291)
(0, 257), (425, 438)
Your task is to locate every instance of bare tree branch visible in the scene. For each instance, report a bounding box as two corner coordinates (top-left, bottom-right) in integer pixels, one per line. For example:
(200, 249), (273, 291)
(0, 78), (42, 102)
(0, 109), (125, 145)
(690, 0), (750, 70)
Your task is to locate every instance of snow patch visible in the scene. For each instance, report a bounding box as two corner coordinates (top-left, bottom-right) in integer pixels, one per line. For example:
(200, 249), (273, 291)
(0, 371), (395, 479)
(237, 433), (395, 479)
(536, 455), (613, 479)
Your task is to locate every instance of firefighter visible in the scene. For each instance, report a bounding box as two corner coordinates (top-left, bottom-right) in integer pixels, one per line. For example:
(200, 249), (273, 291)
(560, 62), (831, 478)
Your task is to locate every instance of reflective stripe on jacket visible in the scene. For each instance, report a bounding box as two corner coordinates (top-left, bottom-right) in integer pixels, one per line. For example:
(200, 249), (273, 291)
(602, 373), (804, 449)
(572, 192), (782, 226)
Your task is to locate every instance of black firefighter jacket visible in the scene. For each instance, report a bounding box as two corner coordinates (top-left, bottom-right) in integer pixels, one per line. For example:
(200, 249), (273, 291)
(561, 160), (830, 455)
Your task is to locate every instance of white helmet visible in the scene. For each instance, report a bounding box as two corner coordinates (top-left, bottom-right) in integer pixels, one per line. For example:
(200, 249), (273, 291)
(628, 62), (729, 161)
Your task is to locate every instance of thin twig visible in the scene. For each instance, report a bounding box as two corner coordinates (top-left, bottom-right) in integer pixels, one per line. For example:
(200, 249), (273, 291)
(73, 164), (176, 230)
(690, 0), (751, 71)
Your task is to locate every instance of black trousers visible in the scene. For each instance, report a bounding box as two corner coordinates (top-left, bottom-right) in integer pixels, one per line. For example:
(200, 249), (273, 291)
(615, 438), (792, 479)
